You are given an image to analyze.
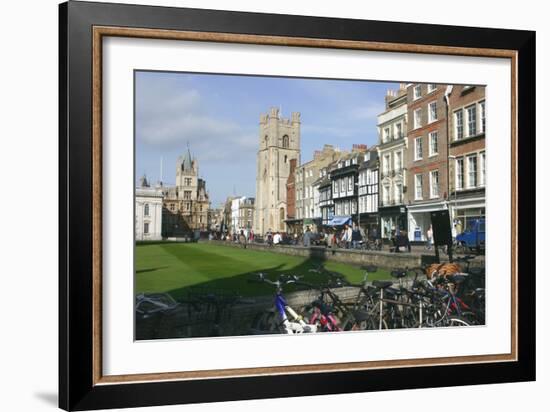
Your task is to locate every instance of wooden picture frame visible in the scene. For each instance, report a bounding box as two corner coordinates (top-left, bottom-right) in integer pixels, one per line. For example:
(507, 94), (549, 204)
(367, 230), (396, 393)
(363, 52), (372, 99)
(59, 1), (535, 410)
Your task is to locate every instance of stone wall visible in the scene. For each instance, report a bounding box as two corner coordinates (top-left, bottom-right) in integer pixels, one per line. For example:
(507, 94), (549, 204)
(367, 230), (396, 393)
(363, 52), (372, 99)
(206, 240), (439, 269)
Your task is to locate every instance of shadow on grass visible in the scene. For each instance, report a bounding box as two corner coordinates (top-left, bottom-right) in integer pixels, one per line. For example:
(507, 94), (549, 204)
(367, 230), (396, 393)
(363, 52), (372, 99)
(136, 266), (169, 274)
(164, 250), (331, 300)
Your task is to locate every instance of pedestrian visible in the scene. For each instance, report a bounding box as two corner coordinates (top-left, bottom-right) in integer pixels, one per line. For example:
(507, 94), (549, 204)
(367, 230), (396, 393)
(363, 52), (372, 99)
(303, 226), (312, 247)
(345, 224), (353, 248)
(352, 227), (361, 249)
(426, 225), (433, 250)
(238, 230), (247, 248)
(266, 229), (273, 247)
(273, 231), (281, 245)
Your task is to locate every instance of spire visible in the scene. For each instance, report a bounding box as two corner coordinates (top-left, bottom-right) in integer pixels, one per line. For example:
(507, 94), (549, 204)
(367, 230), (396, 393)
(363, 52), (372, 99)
(139, 174), (149, 188)
(182, 142), (193, 171)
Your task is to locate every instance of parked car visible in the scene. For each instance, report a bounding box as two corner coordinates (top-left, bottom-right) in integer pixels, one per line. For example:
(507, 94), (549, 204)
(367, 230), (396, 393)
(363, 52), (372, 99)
(456, 218), (485, 253)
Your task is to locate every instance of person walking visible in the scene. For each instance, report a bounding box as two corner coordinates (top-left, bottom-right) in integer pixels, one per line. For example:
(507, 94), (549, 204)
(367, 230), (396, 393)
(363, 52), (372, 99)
(426, 225), (434, 250)
(341, 224), (352, 249)
(238, 230), (247, 248)
(266, 229), (273, 247)
(303, 226), (312, 247)
(351, 226), (361, 249)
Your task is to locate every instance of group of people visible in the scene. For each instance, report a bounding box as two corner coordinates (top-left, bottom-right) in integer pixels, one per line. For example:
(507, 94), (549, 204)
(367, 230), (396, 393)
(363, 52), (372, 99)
(208, 229), (255, 244)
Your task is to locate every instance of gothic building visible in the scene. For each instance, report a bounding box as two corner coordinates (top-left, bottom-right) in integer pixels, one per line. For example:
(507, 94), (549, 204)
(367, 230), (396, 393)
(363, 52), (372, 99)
(254, 107), (301, 234)
(162, 147), (209, 237)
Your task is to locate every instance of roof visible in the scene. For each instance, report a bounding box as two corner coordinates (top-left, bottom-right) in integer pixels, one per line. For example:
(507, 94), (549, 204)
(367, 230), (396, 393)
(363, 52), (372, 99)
(179, 145), (194, 171)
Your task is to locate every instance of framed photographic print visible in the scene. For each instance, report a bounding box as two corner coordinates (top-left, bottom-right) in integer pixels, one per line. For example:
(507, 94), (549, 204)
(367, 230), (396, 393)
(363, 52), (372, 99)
(59, 1), (536, 410)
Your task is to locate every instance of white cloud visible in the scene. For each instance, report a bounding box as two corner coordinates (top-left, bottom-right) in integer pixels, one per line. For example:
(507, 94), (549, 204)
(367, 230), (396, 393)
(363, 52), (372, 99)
(349, 102), (385, 120)
(136, 75), (257, 160)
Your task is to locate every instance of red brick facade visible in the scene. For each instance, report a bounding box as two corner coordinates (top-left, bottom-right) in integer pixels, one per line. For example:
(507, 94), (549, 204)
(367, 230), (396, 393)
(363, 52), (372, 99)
(447, 85), (486, 196)
(286, 158), (297, 219)
(405, 84), (449, 204)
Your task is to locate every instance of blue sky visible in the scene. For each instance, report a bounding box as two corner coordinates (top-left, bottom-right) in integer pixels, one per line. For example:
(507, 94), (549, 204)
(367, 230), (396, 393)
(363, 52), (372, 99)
(135, 71), (400, 206)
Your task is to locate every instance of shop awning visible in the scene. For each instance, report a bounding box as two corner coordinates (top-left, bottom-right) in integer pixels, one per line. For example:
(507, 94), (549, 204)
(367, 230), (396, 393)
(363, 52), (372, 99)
(327, 216), (351, 226)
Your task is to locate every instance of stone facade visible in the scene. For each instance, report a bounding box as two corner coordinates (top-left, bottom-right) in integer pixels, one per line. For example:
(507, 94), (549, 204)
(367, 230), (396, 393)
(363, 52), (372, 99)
(377, 84), (408, 239)
(207, 208), (223, 232)
(405, 83), (450, 241)
(254, 108), (301, 234)
(295, 144), (341, 231)
(231, 196), (255, 235)
(447, 85), (486, 232)
(162, 147), (210, 236)
(135, 175), (163, 241)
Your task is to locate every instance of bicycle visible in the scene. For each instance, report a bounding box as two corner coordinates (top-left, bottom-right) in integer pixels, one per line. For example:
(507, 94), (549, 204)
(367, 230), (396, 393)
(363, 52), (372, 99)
(135, 292), (179, 319)
(250, 273), (319, 334)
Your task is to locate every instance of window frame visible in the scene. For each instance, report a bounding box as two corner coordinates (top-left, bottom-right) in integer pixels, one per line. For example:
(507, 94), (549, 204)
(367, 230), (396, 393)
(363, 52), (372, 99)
(428, 131), (438, 157)
(467, 154), (478, 188)
(413, 84), (421, 100)
(414, 174), (423, 200)
(455, 157), (464, 190)
(454, 109), (464, 140)
(414, 108), (422, 129)
(414, 136), (423, 160)
(428, 101), (438, 123)
(429, 170), (439, 198)
(466, 104), (477, 137)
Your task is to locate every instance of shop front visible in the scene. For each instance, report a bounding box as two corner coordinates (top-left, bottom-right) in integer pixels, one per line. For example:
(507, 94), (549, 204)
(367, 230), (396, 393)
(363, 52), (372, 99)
(284, 218), (303, 235)
(406, 201), (448, 242)
(379, 205), (407, 240)
(357, 212), (380, 239)
(449, 193), (485, 236)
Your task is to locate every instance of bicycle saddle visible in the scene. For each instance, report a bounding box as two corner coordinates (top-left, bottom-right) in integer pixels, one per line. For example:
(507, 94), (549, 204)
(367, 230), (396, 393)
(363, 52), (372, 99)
(372, 280), (393, 289)
(385, 287), (403, 297)
(469, 267), (485, 276)
(360, 265), (378, 273)
(448, 274), (468, 284)
(391, 268), (408, 278)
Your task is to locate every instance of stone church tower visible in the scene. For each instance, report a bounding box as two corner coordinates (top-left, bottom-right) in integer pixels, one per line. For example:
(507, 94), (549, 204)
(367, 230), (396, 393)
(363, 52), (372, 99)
(254, 107), (301, 234)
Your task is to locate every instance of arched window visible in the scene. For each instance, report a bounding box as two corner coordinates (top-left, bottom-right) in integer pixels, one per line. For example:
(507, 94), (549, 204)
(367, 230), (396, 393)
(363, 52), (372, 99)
(264, 135), (269, 147)
(282, 135), (289, 148)
(284, 155), (288, 163)
(144, 203), (150, 216)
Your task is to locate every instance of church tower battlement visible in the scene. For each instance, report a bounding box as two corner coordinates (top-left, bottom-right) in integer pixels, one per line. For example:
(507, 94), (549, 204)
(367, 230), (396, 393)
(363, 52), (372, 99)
(254, 107), (301, 235)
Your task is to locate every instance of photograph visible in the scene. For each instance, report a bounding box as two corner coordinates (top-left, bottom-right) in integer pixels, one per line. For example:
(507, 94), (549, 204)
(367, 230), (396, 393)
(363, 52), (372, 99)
(134, 72), (487, 340)
(53, 0), (537, 409)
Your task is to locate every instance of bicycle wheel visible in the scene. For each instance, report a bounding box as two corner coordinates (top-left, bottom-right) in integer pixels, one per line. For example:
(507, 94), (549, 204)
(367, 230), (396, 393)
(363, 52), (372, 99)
(341, 312), (381, 331)
(446, 316), (473, 327)
(251, 311), (285, 334)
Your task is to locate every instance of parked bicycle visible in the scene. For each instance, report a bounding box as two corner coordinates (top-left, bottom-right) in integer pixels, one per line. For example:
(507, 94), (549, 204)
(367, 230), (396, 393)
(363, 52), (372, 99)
(250, 273), (319, 334)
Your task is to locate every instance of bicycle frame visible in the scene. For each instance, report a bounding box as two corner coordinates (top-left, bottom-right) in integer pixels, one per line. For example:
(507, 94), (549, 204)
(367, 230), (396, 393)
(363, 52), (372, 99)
(274, 292), (317, 334)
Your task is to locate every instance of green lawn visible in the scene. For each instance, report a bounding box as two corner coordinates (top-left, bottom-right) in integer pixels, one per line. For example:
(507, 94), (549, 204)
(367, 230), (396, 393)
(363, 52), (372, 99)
(135, 243), (392, 299)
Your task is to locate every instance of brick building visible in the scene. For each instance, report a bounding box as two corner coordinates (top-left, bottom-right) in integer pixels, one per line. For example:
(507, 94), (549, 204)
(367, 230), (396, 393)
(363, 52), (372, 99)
(284, 158), (301, 233)
(447, 85), (486, 233)
(405, 83), (450, 241)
